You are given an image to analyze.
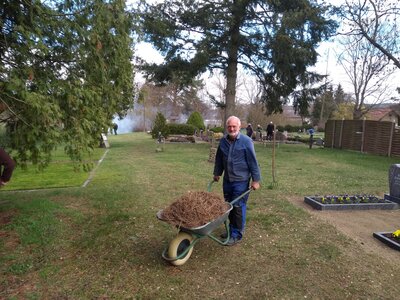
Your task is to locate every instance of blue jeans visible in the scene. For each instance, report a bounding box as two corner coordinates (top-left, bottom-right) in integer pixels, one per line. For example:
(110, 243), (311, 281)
(223, 180), (250, 240)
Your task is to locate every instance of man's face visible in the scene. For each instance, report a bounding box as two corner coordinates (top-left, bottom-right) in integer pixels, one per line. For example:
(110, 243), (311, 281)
(227, 119), (240, 138)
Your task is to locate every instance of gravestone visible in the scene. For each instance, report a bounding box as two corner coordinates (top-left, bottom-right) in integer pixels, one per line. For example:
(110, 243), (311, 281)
(389, 164), (400, 197)
(156, 132), (165, 152)
(100, 133), (110, 148)
(384, 164), (400, 204)
(316, 138), (324, 147)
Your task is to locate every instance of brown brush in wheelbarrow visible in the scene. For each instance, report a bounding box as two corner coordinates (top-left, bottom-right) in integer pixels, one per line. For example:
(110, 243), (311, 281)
(159, 191), (229, 228)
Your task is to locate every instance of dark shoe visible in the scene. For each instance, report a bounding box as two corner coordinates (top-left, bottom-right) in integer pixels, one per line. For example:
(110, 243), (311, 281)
(225, 237), (241, 246)
(220, 232), (228, 239)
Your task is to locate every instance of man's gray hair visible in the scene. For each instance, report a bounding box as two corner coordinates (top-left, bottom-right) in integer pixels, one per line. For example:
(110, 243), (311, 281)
(226, 116), (241, 127)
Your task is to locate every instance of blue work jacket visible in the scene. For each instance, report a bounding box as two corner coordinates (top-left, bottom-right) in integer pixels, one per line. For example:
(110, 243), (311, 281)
(214, 132), (261, 183)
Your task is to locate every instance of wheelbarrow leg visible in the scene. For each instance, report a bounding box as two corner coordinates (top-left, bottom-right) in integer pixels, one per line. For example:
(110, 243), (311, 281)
(207, 220), (231, 245)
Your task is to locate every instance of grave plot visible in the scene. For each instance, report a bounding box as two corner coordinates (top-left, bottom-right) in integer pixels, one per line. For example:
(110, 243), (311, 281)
(305, 164), (400, 211)
(372, 164), (400, 251)
(304, 195), (398, 211)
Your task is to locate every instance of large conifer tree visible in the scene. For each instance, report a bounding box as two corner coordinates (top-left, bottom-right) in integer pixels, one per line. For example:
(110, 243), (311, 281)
(136, 0), (337, 123)
(0, 0), (135, 167)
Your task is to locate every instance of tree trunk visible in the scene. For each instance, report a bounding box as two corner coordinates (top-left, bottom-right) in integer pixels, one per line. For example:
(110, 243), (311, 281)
(353, 108), (363, 120)
(223, 1), (245, 127)
(225, 58), (238, 126)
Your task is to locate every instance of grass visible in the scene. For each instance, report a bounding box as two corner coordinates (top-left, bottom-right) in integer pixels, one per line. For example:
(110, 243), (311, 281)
(1, 147), (106, 191)
(0, 132), (399, 299)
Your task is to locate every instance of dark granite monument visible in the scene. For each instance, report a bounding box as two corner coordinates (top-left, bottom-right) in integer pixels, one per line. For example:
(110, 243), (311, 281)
(384, 164), (400, 204)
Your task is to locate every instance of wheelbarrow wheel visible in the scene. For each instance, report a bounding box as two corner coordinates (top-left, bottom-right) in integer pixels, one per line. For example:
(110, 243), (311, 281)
(168, 232), (194, 266)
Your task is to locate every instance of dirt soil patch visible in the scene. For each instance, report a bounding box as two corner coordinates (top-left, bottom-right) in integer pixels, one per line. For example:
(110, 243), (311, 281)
(0, 209), (17, 225)
(288, 196), (400, 262)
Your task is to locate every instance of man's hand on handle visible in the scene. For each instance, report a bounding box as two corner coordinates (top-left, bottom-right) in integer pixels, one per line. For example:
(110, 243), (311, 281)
(213, 176), (220, 182)
(251, 181), (260, 190)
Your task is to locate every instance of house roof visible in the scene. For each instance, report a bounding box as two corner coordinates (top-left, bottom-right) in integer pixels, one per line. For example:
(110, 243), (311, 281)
(282, 105), (302, 119)
(367, 108), (400, 121)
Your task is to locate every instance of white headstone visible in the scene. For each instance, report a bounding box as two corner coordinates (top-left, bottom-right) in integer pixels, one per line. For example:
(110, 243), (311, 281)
(100, 133), (110, 148)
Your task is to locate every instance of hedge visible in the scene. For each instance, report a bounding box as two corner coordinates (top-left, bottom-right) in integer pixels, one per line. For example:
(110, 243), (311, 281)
(166, 123), (196, 135)
(209, 126), (224, 133)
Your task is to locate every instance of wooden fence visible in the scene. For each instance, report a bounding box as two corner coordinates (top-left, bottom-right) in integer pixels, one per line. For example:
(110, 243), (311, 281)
(325, 120), (400, 157)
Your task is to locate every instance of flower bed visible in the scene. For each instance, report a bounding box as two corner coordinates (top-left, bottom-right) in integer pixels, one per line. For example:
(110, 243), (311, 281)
(304, 195), (398, 211)
(373, 231), (400, 251)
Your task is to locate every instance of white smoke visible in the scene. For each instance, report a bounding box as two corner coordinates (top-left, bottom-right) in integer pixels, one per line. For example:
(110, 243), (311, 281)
(113, 111), (139, 134)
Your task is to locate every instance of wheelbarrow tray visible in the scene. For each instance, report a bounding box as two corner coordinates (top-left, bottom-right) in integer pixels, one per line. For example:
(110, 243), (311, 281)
(157, 202), (233, 236)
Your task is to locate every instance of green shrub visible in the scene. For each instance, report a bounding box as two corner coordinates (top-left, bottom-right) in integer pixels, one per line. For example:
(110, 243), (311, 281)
(186, 111), (205, 130)
(209, 126), (224, 133)
(276, 125), (284, 132)
(284, 124), (294, 132)
(151, 112), (168, 139)
(303, 124), (313, 130)
(287, 135), (310, 143)
(166, 123), (196, 135)
(284, 125), (310, 132)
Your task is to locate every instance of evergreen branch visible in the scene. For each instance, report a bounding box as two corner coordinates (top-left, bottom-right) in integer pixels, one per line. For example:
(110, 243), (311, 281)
(0, 97), (31, 127)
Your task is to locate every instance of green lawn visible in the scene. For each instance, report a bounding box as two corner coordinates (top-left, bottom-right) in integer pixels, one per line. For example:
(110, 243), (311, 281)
(1, 147), (106, 191)
(0, 133), (399, 299)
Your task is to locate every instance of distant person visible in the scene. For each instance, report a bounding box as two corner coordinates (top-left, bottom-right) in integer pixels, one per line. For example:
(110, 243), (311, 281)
(266, 121), (274, 141)
(0, 147), (15, 187)
(113, 123), (118, 135)
(246, 123), (253, 139)
(308, 128), (315, 149)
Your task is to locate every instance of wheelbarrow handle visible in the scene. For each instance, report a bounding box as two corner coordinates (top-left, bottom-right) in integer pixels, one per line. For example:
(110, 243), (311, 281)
(230, 189), (252, 206)
(207, 180), (215, 192)
(207, 180), (252, 206)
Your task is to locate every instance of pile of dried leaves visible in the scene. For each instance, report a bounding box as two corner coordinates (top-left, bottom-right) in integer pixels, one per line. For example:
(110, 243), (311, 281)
(160, 191), (229, 228)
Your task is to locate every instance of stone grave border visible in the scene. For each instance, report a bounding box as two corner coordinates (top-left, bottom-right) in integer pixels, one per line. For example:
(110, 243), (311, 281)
(384, 193), (400, 204)
(373, 232), (400, 251)
(304, 196), (399, 211)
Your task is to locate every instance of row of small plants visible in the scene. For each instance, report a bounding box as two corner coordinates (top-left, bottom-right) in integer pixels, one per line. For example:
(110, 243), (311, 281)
(313, 194), (385, 204)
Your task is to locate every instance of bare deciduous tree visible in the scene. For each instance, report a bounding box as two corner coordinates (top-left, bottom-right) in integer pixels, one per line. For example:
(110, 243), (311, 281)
(337, 32), (396, 119)
(339, 0), (400, 69)
(204, 71), (258, 122)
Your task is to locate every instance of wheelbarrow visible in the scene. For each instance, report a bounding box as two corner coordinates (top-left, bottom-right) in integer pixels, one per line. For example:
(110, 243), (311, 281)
(156, 181), (251, 266)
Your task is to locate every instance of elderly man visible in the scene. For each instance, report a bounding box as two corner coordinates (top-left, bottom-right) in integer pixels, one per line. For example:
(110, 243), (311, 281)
(213, 116), (261, 246)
